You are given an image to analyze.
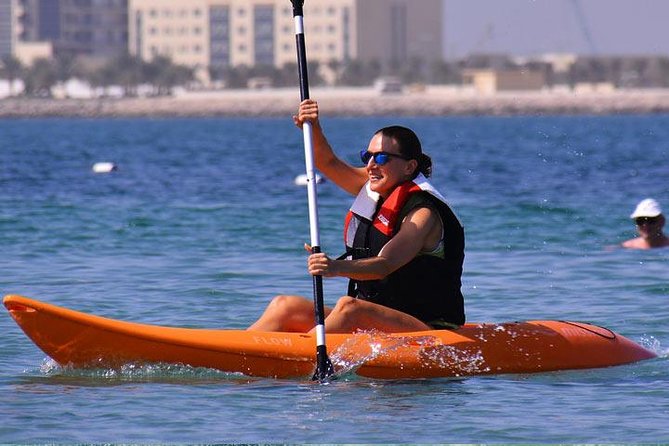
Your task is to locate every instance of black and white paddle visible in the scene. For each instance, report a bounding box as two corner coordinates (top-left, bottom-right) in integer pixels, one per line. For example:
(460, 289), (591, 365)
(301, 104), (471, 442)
(290, 0), (335, 381)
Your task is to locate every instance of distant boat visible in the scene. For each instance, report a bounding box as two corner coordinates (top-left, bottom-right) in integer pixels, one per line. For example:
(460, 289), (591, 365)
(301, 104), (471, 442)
(92, 162), (118, 173)
(294, 173), (324, 186)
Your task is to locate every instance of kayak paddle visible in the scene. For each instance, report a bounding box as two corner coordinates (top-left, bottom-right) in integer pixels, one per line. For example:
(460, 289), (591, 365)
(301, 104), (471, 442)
(290, 0), (335, 381)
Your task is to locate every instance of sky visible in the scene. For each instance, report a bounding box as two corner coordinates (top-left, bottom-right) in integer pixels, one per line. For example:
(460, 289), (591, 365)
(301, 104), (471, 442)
(443, 0), (669, 59)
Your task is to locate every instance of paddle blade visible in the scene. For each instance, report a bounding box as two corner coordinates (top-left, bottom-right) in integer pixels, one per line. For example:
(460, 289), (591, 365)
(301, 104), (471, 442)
(290, 0), (304, 16)
(312, 344), (336, 381)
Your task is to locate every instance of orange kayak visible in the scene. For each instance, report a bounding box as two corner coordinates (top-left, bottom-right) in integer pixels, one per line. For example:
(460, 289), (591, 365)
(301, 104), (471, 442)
(4, 294), (656, 379)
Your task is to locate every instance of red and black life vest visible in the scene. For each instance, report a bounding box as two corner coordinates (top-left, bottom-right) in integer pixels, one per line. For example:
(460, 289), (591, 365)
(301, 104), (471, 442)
(343, 175), (465, 326)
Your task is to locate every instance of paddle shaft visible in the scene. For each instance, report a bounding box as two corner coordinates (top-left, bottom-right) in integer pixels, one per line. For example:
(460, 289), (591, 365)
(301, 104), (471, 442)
(290, 0), (334, 381)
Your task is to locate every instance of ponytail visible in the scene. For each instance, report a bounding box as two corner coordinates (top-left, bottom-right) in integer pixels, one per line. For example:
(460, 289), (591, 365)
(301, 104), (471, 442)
(417, 153), (432, 178)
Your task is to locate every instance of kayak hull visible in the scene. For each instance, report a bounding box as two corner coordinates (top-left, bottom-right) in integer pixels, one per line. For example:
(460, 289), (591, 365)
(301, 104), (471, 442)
(4, 295), (656, 379)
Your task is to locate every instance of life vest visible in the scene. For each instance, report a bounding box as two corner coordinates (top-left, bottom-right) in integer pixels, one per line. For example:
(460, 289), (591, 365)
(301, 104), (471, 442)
(343, 174), (466, 326)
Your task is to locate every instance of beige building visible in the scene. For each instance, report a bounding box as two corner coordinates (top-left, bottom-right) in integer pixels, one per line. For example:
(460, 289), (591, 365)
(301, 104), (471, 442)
(128, 0), (442, 84)
(14, 40), (53, 65)
(462, 68), (547, 94)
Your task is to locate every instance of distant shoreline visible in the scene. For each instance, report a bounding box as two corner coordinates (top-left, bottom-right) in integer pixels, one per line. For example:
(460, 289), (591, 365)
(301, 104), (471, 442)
(2, 87), (669, 118)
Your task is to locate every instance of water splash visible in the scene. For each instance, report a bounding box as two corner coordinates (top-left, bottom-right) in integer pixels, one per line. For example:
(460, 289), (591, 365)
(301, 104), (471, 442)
(418, 344), (489, 376)
(329, 329), (412, 376)
(37, 357), (248, 383)
(329, 330), (490, 378)
(38, 358), (61, 375)
(639, 335), (666, 357)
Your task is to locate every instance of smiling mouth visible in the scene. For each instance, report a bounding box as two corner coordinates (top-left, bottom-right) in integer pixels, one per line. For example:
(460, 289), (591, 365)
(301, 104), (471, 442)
(367, 168), (383, 180)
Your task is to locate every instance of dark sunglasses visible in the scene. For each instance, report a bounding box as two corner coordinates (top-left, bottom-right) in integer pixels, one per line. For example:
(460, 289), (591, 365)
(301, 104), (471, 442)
(359, 150), (408, 166)
(635, 216), (660, 225)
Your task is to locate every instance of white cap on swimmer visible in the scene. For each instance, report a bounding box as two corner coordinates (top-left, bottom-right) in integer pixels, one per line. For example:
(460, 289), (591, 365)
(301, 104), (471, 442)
(630, 198), (662, 219)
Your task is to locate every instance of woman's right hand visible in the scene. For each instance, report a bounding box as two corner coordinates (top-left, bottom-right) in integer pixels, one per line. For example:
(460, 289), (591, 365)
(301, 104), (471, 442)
(293, 99), (319, 128)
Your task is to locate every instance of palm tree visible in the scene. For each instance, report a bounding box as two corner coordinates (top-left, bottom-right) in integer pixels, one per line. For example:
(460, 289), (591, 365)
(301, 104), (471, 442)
(221, 64), (251, 89)
(400, 56), (426, 84)
(659, 58), (669, 88)
(364, 59), (382, 85)
(23, 58), (57, 97)
(144, 56), (193, 95)
(0, 55), (25, 96)
(339, 59), (365, 86)
(108, 53), (144, 96)
(429, 60), (460, 85)
(278, 62), (298, 87)
(326, 58), (342, 85)
(53, 53), (82, 83)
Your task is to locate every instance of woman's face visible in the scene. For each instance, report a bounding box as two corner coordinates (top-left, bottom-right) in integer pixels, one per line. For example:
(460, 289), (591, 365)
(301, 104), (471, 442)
(363, 133), (416, 198)
(635, 215), (665, 238)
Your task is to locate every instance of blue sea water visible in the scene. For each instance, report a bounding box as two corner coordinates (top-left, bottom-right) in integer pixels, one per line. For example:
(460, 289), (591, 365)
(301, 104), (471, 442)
(0, 114), (668, 443)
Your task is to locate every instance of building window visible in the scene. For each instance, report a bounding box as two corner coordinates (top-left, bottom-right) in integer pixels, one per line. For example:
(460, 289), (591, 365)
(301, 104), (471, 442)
(210, 5), (230, 67)
(212, 24), (228, 37)
(342, 7), (350, 61)
(254, 5), (274, 65)
(390, 3), (407, 63)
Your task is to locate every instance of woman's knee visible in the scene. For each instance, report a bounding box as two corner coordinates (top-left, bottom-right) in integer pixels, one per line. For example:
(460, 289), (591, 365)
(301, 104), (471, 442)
(332, 296), (361, 317)
(267, 295), (309, 315)
(252, 295), (314, 332)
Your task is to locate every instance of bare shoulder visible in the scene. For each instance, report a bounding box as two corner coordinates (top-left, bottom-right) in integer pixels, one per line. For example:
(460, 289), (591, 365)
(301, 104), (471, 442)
(403, 205), (439, 226)
(400, 206), (442, 246)
(621, 237), (645, 249)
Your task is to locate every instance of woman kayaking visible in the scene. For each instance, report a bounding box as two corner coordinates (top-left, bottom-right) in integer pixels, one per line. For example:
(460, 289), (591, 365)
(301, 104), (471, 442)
(248, 99), (465, 333)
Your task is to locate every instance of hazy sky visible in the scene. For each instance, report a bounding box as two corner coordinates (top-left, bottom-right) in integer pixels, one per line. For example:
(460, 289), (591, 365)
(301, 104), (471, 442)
(443, 0), (669, 59)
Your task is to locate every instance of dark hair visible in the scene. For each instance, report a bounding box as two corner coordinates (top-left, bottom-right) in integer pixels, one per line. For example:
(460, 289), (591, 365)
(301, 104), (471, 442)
(374, 125), (432, 178)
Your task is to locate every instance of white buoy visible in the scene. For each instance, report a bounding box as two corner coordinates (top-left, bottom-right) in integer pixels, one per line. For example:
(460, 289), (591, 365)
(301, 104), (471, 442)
(294, 173), (324, 186)
(92, 162), (118, 173)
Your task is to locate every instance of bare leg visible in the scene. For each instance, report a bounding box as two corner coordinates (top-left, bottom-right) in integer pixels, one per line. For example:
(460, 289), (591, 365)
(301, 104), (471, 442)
(248, 295), (332, 332)
(318, 296), (431, 333)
